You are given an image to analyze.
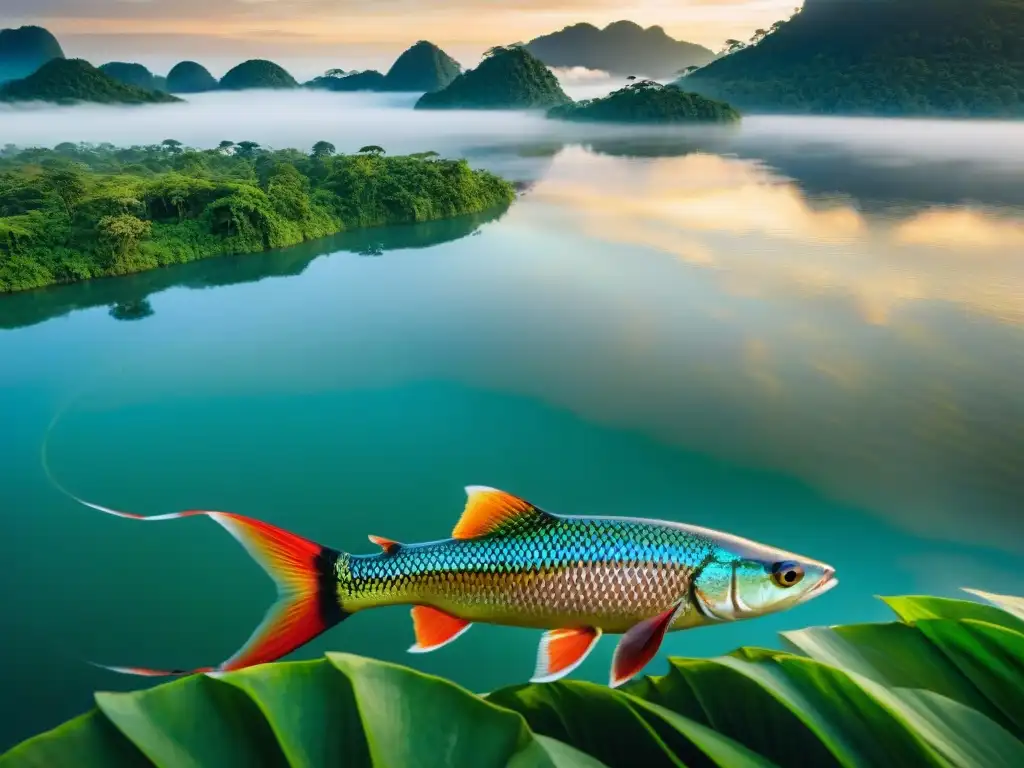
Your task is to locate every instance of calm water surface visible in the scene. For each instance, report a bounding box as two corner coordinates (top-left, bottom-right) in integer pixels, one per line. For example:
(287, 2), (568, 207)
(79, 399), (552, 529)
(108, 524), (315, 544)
(2, 98), (1024, 749)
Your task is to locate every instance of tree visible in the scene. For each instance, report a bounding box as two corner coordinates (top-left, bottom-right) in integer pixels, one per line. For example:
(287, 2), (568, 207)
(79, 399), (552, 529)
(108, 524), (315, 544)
(161, 139), (183, 154)
(678, 66), (701, 77)
(750, 29), (769, 45)
(43, 167), (86, 219)
(311, 141), (336, 159)
(723, 39), (747, 55)
(235, 141), (261, 158)
(357, 145), (385, 156)
(324, 68), (347, 78)
(98, 214), (152, 269)
(626, 75), (637, 81)
(218, 140), (235, 153)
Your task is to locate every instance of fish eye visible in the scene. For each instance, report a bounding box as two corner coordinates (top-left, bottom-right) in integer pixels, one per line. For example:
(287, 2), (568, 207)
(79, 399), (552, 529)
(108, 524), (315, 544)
(770, 561), (804, 588)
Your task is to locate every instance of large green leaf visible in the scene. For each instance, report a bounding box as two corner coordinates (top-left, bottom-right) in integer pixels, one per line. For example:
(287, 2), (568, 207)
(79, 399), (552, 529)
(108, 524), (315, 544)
(488, 680), (776, 768)
(912, 619), (1024, 737)
(3, 592), (1023, 767)
(963, 589), (1024, 623)
(783, 622), (1017, 734)
(0, 711), (149, 768)
(881, 594), (1024, 634)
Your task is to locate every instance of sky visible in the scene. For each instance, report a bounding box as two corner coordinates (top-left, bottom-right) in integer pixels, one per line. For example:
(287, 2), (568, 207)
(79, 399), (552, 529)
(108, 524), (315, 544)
(2, 1), (801, 79)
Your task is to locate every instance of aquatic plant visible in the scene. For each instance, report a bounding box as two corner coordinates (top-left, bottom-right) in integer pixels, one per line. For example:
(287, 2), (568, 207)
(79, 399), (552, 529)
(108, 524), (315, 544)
(2, 590), (1021, 766)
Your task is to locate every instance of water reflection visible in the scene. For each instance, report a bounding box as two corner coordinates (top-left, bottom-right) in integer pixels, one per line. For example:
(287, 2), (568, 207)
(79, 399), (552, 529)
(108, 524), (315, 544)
(0, 206), (509, 330)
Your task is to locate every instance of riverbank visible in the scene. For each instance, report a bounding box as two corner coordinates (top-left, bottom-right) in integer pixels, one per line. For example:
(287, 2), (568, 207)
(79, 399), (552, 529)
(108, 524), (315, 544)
(0, 143), (515, 293)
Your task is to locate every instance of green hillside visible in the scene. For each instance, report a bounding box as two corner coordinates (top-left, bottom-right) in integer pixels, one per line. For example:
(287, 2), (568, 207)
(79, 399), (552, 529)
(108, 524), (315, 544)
(384, 41), (462, 91)
(0, 59), (180, 105)
(415, 45), (571, 110)
(678, 0), (1024, 116)
(219, 59), (298, 90)
(166, 61), (218, 93)
(98, 62), (159, 91)
(549, 81), (740, 123)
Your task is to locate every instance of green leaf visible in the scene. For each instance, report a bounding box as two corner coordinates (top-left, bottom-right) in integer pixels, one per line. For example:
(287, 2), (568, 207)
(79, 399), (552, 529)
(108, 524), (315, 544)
(489, 679), (776, 767)
(215, 659), (371, 768)
(0, 711), (150, 768)
(95, 674), (287, 768)
(783, 622), (1016, 732)
(326, 653), (538, 767)
(651, 655), (840, 767)
(508, 735), (610, 767)
(912, 619), (1024, 737)
(889, 688), (1024, 768)
(881, 595), (1024, 634)
(963, 589), (1024, 623)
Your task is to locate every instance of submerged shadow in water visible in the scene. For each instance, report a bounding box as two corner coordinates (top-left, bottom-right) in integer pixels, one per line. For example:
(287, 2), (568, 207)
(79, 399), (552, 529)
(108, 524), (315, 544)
(0, 206), (510, 331)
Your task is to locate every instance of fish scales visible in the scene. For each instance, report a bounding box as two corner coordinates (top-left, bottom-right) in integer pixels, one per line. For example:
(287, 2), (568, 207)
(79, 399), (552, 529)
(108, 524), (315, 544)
(338, 515), (712, 632)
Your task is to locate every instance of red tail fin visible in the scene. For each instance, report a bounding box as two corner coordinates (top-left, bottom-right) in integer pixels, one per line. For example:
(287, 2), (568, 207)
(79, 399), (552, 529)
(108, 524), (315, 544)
(76, 498), (348, 676)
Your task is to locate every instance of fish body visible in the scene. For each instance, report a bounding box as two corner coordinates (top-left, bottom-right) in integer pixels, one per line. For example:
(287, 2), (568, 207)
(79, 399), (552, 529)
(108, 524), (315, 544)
(76, 485), (837, 686)
(343, 516), (711, 633)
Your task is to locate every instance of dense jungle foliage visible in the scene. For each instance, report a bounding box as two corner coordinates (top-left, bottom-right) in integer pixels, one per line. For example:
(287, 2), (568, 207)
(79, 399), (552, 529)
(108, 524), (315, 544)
(0, 142), (515, 293)
(547, 82), (740, 124)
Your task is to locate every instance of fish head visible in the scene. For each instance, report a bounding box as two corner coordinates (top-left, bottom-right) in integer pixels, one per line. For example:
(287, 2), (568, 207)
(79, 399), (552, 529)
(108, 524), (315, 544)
(690, 532), (837, 621)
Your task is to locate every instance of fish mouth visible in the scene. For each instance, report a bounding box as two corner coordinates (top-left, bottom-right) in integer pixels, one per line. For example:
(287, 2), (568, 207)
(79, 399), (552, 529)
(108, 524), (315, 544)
(803, 567), (838, 602)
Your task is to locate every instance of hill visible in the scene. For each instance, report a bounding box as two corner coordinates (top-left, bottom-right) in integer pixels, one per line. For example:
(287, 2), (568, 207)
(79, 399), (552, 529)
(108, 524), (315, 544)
(310, 69), (388, 91)
(383, 41), (461, 91)
(548, 80), (740, 123)
(678, 0), (1024, 117)
(166, 61), (218, 93)
(0, 59), (181, 105)
(415, 45), (571, 110)
(219, 59), (298, 90)
(99, 62), (159, 91)
(525, 20), (715, 77)
(0, 25), (65, 83)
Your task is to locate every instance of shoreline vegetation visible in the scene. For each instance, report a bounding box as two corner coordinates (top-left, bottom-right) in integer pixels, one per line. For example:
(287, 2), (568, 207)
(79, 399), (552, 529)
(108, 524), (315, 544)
(0, 142), (515, 293)
(547, 80), (740, 124)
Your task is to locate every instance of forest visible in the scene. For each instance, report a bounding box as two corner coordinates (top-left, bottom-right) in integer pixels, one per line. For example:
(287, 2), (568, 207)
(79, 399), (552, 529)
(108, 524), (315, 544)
(0, 142), (515, 293)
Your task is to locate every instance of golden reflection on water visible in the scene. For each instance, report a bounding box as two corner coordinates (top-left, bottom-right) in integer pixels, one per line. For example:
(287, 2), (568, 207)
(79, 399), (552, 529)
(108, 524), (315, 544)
(531, 148), (1024, 327)
(514, 147), (1024, 553)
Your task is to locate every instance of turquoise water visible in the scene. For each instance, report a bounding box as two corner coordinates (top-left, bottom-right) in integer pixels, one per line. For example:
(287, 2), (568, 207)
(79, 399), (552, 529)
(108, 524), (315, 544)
(2, 113), (1024, 750)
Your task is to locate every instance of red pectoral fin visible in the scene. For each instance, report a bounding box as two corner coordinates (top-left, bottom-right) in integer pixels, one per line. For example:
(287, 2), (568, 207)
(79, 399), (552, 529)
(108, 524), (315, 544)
(610, 601), (685, 688)
(408, 606), (472, 653)
(531, 627), (602, 683)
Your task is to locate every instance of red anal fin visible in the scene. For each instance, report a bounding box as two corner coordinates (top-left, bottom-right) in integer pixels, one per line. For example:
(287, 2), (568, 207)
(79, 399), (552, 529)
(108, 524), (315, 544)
(452, 486), (550, 540)
(408, 606), (471, 653)
(368, 534), (402, 554)
(610, 601), (686, 688)
(531, 627), (602, 683)
(72, 496), (350, 676)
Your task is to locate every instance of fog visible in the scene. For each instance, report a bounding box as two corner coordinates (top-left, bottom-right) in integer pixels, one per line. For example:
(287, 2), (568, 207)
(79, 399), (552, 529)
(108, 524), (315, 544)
(2, 87), (1023, 187)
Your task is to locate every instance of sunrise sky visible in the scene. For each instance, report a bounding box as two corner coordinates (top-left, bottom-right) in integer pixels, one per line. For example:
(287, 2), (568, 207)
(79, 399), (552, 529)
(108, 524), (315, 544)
(2, 0), (801, 78)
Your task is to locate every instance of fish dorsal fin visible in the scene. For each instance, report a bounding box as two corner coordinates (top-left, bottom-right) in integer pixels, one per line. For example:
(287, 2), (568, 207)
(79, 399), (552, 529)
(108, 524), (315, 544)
(368, 535), (401, 555)
(452, 486), (549, 540)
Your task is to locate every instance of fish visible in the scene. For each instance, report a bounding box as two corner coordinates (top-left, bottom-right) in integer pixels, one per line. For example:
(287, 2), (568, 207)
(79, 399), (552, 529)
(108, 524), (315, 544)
(76, 485), (838, 686)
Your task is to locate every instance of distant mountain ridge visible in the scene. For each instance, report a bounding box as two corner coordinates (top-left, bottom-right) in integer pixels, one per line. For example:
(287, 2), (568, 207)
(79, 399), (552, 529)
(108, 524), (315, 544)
(0, 26), (64, 83)
(525, 20), (715, 77)
(678, 0), (1024, 116)
(0, 59), (180, 105)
